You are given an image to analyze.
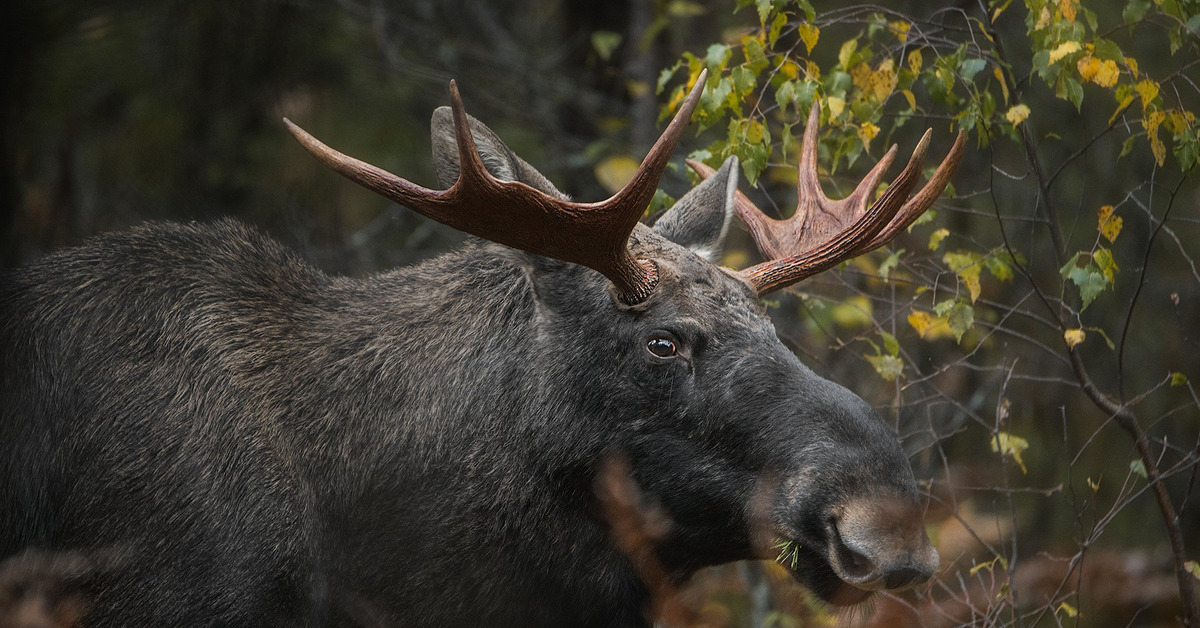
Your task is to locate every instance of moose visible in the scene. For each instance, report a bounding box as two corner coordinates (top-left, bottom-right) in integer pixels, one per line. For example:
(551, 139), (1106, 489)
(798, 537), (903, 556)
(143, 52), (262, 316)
(0, 70), (964, 626)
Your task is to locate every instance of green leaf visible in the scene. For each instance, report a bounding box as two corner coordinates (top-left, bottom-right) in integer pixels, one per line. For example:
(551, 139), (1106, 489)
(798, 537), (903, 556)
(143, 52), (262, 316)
(743, 37), (768, 74)
(1093, 39), (1124, 62)
(755, 0), (771, 24)
(945, 300), (975, 342)
(768, 12), (788, 47)
(1032, 49), (1051, 79)
(985, 253), (1014, 282)
(775, 80), (796, 110)
(1093, 248), (1118, 282)
(591, 31), (622, 61)
(795, 0), (816, 21)
(731, 66), (756, 98)
(656, 64), (679, 94)
(881, 331), (900, 356)
(1060, 76), (1084, 111)
(1130, 459), (1148, 479)
(1068, 266), (1108, 309)
(879, 249), (903, 281)
(705, 43), (732, 71)
(959, 58), (987, 82)
(1119, 135), (1137, 158)
(1060, 252), (1111, 310)
(734, 141), (770, 186)
(700, 78), (733, 121)
(781, 123), (798, 160)
(867, 354), (904, 381)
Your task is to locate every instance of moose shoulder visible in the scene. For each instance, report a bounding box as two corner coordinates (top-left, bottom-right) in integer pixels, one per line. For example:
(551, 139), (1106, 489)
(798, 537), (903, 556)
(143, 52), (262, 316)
(0, 73), (963, 627)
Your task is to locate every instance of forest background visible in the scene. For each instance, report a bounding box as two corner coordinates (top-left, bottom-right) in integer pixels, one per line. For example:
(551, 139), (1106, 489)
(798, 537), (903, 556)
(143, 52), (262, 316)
(3, 0), (1198, 625)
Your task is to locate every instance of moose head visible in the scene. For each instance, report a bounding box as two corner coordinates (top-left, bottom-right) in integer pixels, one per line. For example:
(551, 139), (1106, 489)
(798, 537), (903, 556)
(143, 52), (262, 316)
(283, 70), (965, 613)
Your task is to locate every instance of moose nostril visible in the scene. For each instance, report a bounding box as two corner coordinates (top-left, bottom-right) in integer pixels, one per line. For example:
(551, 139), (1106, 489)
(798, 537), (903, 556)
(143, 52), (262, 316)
(883, 566), (928, 590)
(833, 535), (877, 581)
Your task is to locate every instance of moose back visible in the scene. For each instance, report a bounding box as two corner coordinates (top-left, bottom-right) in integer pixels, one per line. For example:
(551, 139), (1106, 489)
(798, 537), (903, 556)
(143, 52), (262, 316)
(0, 75), (963, 626)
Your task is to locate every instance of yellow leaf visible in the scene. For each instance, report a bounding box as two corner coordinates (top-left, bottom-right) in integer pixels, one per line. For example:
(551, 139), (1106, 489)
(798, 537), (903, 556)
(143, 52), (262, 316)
(1124, 56), (1139, 78)
(858, 121), (880, 145)
(889, 21), (910, 44)
(944, 251), (983, 303)
(806, 60), (821, 80)
(780, 59), (802, 79)
(908, 49), (923, 74)
(838, 38), (858, 69)
(992, 0), (1012, 22)
(1048, 41), (1081, 64)
(990, 431), (1029, 474)
(901, 89), (917, 111)
(872, 59), (896, 102)
(1109, 95), (1134, 126)
(1059, 0), (1077, 22)
(1057, 602), (1079, 618)
(831, 295), (872, 329)
(1098, 205), (1123, 242)
(826, 96), (845, 119)
(797, 23), (820, 54)
(1078, 56), (1119, 87)
(1166, 109), (1196, 133)
(594, 155), (639, 194)
(1087, 476), (1101, 491)
(908, 310), (955, 340)
(1035, 6), (1052, 29)
(851, 62), (873, 92)
(1064, 328), (1086, 348)
(1092, 59), (1120, 87)
(1076, 56), (1099, 81)
(994, 67), (1010, 103)
(1186, 560), (1200, 581)
(1144, 110), (1166, 133)
(1135, 79), (1159, 110)
(1005, 104), (1031, 125)
(1150, 135), (1166, 165)
(928, 227), (950, 250)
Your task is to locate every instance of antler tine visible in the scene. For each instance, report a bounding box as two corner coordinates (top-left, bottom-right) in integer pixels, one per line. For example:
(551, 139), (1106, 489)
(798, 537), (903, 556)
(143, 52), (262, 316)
(286, 69), (709, 305)
(447, 79), (494, 187)
(862, 129), (966, 252)
(688, 100), (964, 296)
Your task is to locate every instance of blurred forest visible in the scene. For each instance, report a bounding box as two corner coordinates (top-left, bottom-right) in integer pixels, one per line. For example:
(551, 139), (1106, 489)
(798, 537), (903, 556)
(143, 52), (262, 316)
(3, 0), (1198, 626)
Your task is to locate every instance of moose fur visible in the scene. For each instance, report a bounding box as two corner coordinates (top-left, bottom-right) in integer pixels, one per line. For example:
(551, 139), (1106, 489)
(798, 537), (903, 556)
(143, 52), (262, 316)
(1, 109), (937, 627)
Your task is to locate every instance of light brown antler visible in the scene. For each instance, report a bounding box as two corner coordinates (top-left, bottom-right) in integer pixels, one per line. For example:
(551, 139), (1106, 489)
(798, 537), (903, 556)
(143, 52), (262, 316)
(284, 70), (709, 304)
(689, 100), (965, 296)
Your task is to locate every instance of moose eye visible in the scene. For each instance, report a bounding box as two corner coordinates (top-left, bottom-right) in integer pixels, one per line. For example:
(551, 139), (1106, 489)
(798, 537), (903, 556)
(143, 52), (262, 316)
(645, 335), (678, 359)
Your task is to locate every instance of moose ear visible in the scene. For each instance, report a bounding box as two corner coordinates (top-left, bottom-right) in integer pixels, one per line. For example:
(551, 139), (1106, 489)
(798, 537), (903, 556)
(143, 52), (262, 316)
(652, 156), (738, 262)
(430, 106), (568, 200)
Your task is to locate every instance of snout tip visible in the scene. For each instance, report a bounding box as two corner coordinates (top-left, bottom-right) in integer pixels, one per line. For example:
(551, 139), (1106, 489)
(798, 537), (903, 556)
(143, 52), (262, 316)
(828, 496), (940, 592)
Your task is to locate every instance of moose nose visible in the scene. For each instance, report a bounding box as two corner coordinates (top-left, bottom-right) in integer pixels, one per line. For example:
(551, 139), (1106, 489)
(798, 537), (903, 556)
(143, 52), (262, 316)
(827, 494), (939, 591)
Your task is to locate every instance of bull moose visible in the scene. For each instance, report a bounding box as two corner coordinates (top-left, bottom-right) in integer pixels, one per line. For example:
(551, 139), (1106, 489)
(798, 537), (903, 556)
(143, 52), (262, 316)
(0, 70), (964, 626)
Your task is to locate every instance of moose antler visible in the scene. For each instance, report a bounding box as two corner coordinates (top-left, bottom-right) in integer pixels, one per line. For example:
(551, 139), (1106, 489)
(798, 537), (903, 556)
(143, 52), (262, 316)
(689, 100), (965, 296)
(284, 71), (709, 305)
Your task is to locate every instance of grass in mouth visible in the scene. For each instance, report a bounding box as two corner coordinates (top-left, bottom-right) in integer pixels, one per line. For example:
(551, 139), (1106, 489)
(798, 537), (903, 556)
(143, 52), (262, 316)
(772, 537), (800, 570)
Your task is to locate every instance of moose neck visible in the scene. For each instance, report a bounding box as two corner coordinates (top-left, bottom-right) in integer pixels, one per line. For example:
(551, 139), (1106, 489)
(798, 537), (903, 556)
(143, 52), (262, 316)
(270, 243), (656, 625)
